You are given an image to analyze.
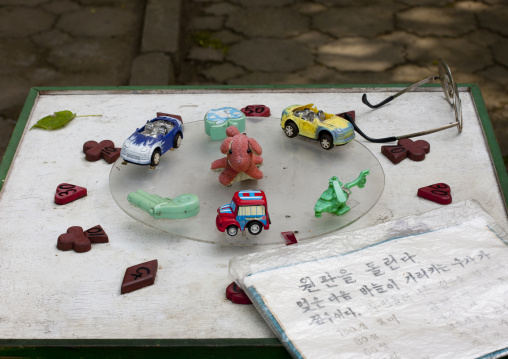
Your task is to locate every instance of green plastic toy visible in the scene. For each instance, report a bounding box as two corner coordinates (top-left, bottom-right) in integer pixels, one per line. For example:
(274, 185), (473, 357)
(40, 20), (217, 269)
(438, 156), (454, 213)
(314, 170), (370, 218)
(204, 107), (246, 141)
(127, 190), (200, 219)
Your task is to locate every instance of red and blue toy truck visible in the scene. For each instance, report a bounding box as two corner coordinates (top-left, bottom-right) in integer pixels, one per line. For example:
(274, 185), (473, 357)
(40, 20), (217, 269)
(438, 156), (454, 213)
(216, 190), (271, 236)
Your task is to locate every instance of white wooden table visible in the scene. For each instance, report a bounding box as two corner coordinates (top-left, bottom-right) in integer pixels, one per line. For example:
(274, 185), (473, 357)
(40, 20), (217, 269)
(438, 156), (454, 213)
(0, 85), (506, 357)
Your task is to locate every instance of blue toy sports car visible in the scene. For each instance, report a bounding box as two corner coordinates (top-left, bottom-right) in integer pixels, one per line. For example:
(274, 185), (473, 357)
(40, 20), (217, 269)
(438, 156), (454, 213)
(121, 113), (183, 166)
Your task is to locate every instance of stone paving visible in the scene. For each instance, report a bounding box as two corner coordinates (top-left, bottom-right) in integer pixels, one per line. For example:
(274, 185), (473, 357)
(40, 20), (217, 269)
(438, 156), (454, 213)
(0, 0), (145, 156)
(0, 0), (507, 170)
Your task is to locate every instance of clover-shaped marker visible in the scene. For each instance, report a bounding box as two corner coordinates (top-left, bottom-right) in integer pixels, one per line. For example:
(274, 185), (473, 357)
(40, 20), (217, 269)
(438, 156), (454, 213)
(381, 138), (430, 164)
(57, 225), (108, 253)
(83, 140), (120, 163)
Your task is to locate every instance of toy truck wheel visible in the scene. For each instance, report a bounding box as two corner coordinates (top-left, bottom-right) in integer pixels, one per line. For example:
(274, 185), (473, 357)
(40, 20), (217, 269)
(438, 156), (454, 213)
(247, 221), (263, 235)
(284, 122), (298, 138)
(151, 149), (161, 166)
(173, 132), (182, 148)
(319, 133), (334, 150)
(226, 225), (239, 236)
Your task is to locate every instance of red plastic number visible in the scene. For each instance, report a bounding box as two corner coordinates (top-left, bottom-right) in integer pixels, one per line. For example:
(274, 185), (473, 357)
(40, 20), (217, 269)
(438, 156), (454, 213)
(417, 183), (452, 205)
(121, 260), (158, 294)
(241, 105), (270, 117)
(57, 225), (108, 253)
(281, 231), (298, 245)
(381, 138), (430, 164)
(55, 183), (87, 205)
(83, 140), (120, 163)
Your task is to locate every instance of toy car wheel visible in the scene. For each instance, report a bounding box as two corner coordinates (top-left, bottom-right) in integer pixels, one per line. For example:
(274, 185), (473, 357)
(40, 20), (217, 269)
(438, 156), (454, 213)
(151, 149), (161, 166)
(173, 132), (182, 148)
(284, 122), (298, 138)
(227, 225), (239, 236)
(319, 133), (334, 150)
(247, 221), (263, 235)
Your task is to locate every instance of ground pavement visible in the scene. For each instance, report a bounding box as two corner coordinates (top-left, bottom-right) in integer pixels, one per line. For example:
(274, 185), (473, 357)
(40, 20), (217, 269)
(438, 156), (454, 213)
(0, 0), (506, 170)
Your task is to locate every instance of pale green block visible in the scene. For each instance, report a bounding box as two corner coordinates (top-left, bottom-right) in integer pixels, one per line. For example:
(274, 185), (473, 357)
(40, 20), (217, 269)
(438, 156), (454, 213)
(204, 107), (246, 141)
(127, 190), (200, 219)
(127, 190), (164, 217)
(208, 120), (228, 141)
(153, 194), (200, 219)
(229, 117), (245, 132)
(204, 116), (212, 136)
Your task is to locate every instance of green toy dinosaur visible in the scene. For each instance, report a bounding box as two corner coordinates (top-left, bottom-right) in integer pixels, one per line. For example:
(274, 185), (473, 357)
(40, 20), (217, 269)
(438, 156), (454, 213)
(314, 170), (370, 217)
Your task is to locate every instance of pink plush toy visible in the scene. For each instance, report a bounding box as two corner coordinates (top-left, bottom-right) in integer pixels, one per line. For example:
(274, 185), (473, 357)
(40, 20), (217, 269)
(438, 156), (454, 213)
(211, 126), (263, 186)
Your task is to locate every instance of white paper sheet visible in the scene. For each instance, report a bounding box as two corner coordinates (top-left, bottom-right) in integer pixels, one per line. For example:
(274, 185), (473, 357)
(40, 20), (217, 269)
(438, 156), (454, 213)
(231, 202), (508, 359)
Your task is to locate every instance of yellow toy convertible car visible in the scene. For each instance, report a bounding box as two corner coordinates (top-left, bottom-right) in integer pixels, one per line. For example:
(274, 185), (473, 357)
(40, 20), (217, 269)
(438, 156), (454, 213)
(281, 104), (355, 150)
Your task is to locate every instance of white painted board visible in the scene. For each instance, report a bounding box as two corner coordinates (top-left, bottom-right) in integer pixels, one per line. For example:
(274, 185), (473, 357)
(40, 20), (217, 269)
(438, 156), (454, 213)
(0, 87), (506, 340)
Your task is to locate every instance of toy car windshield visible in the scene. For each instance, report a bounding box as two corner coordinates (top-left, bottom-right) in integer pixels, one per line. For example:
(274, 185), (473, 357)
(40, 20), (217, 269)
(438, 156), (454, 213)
(142, 120), (174, 138)
(294, 108), (326, 122)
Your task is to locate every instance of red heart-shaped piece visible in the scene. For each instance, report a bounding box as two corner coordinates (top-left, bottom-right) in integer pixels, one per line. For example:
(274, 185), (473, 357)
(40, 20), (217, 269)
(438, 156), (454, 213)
(55, 183), (87, 205)
(417, 183), (452, 205)
(226, 282), (252, 305)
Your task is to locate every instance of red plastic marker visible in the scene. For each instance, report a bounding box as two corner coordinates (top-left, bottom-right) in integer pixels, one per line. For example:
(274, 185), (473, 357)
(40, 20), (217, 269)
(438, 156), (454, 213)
(57, 225), (108, 253)
(336, 111), (356, 123)
(382, 138), (430, 164)
(417, 183), (452, 205)
(83, 140), (120, 163)
(85, 225), (109, 243)
(241, 105), (270, 117)
(226, 282), (252, 305)
(121, 260), (158, 294)
(157, 112), (183, 124)
(281, 231), (298, 245)
(57, 226), (91, 253)
(54, 183), (87, 205)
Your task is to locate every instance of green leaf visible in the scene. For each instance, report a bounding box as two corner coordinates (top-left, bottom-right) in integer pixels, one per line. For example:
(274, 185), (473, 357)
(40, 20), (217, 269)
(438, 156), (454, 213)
(31, 110), (77, 130)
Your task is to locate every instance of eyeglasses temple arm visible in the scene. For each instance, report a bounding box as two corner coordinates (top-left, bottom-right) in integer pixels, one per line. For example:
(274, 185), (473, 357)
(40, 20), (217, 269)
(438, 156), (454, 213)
(343, 113), (459, 143)
(361, 94), (395, 109)
(396, 122), (459, 140)
(343, 113), (397, 143)
(362, 76), (439, 109)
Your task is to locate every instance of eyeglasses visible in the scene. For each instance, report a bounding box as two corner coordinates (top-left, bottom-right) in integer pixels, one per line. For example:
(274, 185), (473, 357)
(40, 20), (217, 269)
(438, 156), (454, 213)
(349, 59), (463, 143)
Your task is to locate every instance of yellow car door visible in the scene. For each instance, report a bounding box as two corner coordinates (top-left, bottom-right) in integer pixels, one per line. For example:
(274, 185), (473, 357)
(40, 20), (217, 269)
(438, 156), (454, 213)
(300, 115), (318, 138)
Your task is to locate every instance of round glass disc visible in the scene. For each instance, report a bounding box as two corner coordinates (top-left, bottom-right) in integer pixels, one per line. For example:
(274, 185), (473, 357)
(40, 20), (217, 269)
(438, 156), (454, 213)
(110, 117), (385, 246)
